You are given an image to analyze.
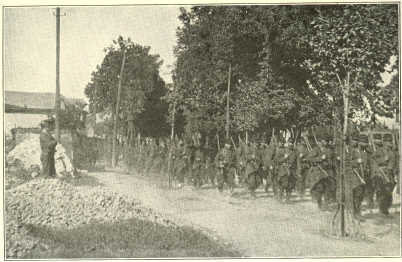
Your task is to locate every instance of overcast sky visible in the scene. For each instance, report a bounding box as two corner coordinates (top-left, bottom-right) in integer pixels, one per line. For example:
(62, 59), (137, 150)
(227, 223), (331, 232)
(4, 6), (182, 100)
(4, 5), (395, 102)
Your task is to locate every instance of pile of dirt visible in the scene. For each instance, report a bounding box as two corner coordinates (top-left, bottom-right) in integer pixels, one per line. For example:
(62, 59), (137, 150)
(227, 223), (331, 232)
(6, 133), (41, 171)
(6, 133), (76, 178)
(5, 178), (176, 258)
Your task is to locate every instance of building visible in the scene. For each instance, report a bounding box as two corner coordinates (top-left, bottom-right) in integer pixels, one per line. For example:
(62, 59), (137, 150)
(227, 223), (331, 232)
(4, 90), (86, 136)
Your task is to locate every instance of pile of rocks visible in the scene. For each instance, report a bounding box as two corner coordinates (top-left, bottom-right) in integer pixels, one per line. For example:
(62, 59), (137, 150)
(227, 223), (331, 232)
(5, 178), (176, 258)
(6, 134), (41, 171)
(6, 133), (76, 178)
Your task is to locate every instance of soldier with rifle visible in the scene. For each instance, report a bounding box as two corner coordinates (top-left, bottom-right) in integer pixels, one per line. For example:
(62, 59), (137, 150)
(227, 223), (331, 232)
(349, 139), (368, 220)
(275, 140), (297, 203)
(367, 140), (396, 215)
(245, 142), (263, 198)
(307, 139), (336, 210)
(295, 139), (310, 199)
(261, 139), (276, 194)
(215, 139), (236, 194)
(192, 142), (204, 188)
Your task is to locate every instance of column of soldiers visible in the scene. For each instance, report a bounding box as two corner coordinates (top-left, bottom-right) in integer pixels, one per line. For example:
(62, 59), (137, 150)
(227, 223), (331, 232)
(125, 133), (399, 217)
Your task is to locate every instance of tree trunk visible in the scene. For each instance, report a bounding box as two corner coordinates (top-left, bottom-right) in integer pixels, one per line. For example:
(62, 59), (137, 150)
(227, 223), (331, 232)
(111, 50), (127, 168)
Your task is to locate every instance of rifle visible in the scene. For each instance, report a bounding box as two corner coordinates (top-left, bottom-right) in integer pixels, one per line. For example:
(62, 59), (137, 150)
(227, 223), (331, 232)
(302, 134), (312, 152)
(312, 128), (322, 153)
(231, 136), (237, 149)
(294, 130), (300, 148)
(270, 128), (276, 145)
(368, 129), (376, 152)
(216, 133), (220, 151)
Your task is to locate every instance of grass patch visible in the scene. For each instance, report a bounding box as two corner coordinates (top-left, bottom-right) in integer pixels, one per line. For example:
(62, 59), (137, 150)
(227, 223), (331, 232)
(22, 217), (241, 258)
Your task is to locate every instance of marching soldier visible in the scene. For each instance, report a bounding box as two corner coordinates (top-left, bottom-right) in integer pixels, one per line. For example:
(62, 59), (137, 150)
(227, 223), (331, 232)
(261, 141), (276, 194)
(235, 139), (248, 185)
(245, 142), (263, 198)
(275, 141), (297, 202)
(174, 140), (187, 187)
(350, 140), (367, 220)
(367, 140), (395, 215)
(204, 146), (216, 186)
(192, 143), (204, 188)
(295, 141), (310, 199)
(307, 140), (336, 210)
(215, 140), (236, 194)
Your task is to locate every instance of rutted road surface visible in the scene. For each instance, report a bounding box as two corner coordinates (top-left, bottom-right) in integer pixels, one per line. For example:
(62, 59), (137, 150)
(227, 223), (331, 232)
(89, 171), (400, 257)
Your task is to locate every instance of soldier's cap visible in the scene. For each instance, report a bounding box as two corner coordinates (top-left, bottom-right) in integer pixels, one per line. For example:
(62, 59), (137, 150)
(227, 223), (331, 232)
(374, 140), (383, 145)
(40, 119), (53, 128)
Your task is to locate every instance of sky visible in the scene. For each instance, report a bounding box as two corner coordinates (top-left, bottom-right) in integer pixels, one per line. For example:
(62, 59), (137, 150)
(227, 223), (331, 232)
(4, 6), (182, 100)
(4, 6), (396, 103)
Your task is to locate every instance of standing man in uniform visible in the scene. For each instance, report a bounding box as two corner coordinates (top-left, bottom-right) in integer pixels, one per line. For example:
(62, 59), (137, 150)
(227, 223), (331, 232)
(40, 119), (57, 178)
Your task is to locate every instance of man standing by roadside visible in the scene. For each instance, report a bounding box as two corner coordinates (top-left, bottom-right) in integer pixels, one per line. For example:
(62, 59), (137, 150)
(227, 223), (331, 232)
(40, 119), (57, 178)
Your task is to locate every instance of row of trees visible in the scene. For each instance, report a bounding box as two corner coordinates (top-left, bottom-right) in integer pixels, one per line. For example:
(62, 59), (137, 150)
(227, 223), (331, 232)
(83, 5), (398, 160)
(83, 5), (398, 236)
(84, 36), (171, 165)
(169, 5), (398, 144)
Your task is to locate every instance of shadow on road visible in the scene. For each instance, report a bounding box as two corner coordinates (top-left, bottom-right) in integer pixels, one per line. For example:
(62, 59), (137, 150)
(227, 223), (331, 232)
(62, 174), (104, 188)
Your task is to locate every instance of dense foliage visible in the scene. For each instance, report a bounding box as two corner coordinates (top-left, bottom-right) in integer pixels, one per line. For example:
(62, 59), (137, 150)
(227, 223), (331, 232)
(173, 5), (398, 143)
(84, 36), (170, 139)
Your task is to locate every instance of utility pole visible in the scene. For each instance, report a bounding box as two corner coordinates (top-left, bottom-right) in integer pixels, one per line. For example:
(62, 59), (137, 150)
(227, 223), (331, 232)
(225, 63), (232, 140)
(55, 7), (61, 142)
(167, 84), (176, 188)
(111, 48), (127, 168)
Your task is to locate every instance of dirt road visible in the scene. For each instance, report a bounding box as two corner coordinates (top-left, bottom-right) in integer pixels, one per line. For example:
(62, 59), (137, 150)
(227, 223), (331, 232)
(88, 170), (400, 257)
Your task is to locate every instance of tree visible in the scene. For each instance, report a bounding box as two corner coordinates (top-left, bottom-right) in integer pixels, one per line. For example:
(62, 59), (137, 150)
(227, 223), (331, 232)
(174, 6), (267, 143)
(85, 36), (166, 165)
(301, 4), (398, 236)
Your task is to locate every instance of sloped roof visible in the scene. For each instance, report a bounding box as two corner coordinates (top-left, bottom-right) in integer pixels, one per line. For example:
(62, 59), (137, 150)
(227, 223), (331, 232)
(5, 91), (86, 110)
(5, 91), (55, 109)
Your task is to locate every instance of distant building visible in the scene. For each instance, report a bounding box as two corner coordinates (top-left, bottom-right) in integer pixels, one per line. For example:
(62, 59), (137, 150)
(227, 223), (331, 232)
(4, 91), (86, 136)
(85, 111), (111, 138)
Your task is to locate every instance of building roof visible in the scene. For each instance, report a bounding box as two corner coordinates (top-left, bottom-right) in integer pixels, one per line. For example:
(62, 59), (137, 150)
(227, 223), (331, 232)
(5, 91), (86, 112)
(5, 91), (56, 109)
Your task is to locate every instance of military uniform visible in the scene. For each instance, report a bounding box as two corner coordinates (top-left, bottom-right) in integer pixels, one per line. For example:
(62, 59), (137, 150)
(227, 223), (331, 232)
(307, 143), (336, 210)
(275, 143), (297, 202)
(245, 143), (263, 197)
(261, 143), (276, 193)
(192, 146), (204, 188)
(350, 143), (367, 217)
(174, 142), (188, 184)
(204, 151), (216, 186)
(295, 142), (309, 198)
(40, 122), (57, 177)
(371, 143), (396, 215)
(235, 141), (248, 185)
(215, 143), (235, 193)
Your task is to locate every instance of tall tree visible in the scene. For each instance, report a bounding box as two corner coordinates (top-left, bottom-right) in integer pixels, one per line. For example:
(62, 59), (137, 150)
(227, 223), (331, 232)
(85, 36), (166, 164)
(301, 4), (398, 236)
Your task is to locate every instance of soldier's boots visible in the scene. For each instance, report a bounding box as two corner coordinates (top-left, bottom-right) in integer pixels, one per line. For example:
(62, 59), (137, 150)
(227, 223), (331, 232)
(311, 176), (336, 210)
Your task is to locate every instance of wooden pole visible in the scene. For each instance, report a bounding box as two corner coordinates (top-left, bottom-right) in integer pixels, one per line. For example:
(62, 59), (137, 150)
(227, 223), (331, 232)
(340, 73), (351, 237)
(111, 49), (127, 168)
(226, 63), (232, 140)
(55, 7), (61, 142)
(167, 86), (176, 188)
